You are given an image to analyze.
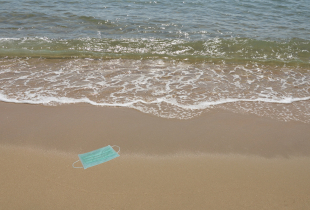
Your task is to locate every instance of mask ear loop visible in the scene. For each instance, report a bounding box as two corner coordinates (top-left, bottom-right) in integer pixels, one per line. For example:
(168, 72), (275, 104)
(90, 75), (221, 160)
(112, 145), (120, 153)
(72, 160), (83, 168)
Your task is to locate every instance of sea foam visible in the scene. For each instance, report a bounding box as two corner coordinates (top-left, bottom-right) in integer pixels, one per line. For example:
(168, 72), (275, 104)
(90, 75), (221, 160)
(1, 58), (309, 122)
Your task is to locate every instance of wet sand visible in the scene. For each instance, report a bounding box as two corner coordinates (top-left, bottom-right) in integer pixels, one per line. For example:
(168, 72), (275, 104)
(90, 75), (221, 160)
(1, 102), (310, 209)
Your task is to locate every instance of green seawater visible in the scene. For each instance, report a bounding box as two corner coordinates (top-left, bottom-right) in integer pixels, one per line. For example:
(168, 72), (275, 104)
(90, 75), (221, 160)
(1, 0), (309, 65)
(1, 37), (309, 66)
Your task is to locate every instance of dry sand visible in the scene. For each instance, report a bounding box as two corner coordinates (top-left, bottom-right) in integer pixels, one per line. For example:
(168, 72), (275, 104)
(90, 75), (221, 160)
(1, 102), (310, 209)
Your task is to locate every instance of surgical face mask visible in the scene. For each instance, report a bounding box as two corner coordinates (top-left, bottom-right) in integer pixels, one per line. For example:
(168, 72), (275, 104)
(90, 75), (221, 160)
(72, 145), (120, 169)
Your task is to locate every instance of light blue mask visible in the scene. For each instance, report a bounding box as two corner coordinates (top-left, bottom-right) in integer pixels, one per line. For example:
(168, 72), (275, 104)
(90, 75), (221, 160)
(72, 145), (120, 169)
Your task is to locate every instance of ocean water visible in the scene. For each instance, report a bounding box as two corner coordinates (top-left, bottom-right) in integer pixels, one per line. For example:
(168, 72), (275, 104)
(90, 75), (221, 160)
(1, 0), (310, 122)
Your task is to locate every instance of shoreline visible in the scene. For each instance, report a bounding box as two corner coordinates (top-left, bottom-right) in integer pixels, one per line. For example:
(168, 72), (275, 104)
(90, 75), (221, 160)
(1, 102), (310, 209)
(1, 102), (310, 157)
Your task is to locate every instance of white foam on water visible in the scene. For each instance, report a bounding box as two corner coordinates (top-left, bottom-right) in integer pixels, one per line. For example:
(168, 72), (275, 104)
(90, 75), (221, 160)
(1, 91), (309, 109)
(0, 58), (309, 122)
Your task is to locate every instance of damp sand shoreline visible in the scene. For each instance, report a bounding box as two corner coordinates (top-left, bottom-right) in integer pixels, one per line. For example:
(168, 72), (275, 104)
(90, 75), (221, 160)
(1, 102), (310, 209)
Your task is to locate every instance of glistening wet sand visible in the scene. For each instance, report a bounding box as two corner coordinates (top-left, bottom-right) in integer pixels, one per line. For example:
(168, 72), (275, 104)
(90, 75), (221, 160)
(1, 102), (310, 209)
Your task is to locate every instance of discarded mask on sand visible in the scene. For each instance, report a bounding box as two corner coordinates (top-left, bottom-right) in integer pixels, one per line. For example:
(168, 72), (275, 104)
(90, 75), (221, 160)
(72, 145), (120, 169)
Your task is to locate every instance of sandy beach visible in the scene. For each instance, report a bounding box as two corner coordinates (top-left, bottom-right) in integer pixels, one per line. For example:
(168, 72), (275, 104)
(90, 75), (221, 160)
(1, 102), (310, 209)
(2, 0), (310, 209)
